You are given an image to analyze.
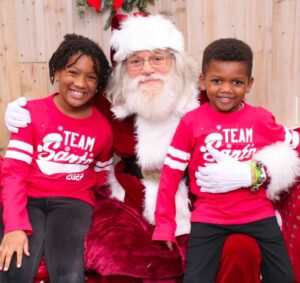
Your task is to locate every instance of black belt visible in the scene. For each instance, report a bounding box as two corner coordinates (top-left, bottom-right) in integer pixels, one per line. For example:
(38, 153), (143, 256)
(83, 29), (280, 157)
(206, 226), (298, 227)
(123, 156), (143, 179)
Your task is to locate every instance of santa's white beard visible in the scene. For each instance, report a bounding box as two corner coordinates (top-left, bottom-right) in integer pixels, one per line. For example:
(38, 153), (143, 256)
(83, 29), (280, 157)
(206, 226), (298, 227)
(122, 72), (181, 121)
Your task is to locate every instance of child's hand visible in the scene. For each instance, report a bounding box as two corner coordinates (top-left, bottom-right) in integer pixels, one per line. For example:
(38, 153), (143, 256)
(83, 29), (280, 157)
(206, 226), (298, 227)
(165, 241), (173, 251)
(0, 230), (29, 271)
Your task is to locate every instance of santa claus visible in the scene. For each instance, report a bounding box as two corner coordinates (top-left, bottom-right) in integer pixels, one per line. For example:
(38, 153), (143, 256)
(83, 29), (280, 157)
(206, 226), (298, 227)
(4, 13), (300, 283)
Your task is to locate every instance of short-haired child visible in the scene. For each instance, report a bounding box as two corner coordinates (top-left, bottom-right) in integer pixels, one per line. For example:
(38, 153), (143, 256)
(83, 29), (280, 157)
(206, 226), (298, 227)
(153, 38), (297, 283)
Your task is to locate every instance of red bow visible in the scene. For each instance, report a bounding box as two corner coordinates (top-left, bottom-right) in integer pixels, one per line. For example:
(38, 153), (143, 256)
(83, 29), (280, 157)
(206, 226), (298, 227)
(87, 0), (124, 11)
(87, 0), (101, 11)
(114, 0), (124, 10)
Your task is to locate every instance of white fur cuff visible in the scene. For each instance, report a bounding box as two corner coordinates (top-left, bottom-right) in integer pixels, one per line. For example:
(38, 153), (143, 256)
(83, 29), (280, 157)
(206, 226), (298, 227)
(253, 142), (300, 201)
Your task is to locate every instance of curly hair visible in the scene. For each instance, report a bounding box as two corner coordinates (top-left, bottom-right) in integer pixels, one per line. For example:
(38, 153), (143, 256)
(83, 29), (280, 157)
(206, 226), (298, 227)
(202, 38), (253, 77)
(49, 34), (111, 91)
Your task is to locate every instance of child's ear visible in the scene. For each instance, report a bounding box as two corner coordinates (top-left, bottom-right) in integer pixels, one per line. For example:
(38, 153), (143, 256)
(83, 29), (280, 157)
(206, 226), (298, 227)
(198, 74), (206, 91)
(54, 71), (61, 82)
(246, 77), (254, 93)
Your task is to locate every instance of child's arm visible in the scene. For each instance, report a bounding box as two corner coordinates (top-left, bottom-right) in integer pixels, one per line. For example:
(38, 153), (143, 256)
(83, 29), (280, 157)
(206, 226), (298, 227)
(153, 119), (193, 244)
(1, 136), (33, 234)
(0, 123), (34, 270)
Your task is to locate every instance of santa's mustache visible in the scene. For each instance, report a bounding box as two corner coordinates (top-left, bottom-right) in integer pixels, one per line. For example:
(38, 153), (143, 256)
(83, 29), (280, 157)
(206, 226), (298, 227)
(137, 74), (166, 84)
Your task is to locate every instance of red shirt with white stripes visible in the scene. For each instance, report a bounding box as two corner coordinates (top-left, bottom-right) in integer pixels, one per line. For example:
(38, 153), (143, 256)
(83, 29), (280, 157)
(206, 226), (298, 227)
(1, 94), (113, 234)
(153, 102), (300, 242)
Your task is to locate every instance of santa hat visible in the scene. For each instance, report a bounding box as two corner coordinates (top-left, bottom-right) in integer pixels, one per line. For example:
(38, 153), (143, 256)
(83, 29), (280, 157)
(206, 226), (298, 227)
(110, 13), (185, 63)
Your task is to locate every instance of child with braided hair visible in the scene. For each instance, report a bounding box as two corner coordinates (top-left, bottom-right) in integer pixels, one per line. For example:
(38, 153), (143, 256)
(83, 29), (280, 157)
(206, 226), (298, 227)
(0, 34), (113, 283)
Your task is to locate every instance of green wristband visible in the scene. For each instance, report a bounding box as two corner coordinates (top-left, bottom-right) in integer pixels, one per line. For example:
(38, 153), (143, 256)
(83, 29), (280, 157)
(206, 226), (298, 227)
(249, 161), (267, 192)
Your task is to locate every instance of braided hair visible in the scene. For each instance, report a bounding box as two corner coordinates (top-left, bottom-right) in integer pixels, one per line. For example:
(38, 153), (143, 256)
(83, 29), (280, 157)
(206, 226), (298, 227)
(49, 34), (111, 92)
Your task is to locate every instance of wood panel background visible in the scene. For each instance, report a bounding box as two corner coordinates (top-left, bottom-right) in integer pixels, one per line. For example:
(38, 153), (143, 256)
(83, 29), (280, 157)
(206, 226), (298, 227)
(0, 0), (299, 153)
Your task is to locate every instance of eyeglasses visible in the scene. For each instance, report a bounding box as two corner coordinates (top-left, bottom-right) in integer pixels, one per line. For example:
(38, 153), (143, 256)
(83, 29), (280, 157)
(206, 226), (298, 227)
(125, 54), (173, 71)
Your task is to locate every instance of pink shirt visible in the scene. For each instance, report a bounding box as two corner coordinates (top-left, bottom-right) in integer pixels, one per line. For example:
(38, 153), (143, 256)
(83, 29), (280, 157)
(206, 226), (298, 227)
(153, 103), (300, 242)
(1, 94), (113, 234)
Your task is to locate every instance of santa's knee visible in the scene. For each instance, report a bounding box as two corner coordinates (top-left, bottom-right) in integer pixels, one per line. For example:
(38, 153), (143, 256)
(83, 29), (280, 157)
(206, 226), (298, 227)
(222, 234), (261, 265)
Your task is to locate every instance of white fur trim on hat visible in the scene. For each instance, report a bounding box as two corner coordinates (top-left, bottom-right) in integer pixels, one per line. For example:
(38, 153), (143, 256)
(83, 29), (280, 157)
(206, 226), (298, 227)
(110, 15), (185, 62)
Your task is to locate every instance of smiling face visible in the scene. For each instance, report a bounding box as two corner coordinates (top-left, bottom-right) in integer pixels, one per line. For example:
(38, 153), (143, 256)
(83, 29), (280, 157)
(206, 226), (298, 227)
(199, 60), (254, 113)
(54, 53), (98, 118)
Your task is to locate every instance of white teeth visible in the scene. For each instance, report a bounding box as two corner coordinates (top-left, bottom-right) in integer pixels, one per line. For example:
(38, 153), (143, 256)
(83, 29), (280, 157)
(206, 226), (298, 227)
(74, 90), (84, 95)
(218, 97), (231, 102)
(70, 90), (85, 99)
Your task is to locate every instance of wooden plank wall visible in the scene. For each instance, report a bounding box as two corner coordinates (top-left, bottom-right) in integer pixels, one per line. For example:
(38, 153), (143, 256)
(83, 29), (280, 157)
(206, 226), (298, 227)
(0, 0), (299, 154)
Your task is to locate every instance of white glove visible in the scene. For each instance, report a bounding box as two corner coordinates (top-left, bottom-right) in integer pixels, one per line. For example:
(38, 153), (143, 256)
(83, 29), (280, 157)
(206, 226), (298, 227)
(195, 145), (252, 193)
(5, 97), (30, 133)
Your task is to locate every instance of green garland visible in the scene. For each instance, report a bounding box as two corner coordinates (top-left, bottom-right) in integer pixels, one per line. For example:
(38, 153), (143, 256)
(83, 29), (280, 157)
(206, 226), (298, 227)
(76, 0), (88, 17)
(76, 0), (155, 30)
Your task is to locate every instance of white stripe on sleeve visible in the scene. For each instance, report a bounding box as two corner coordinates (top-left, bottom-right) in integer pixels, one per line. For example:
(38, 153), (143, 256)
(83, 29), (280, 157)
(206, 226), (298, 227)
(8, 140), (33, 154)
(5, 150), (32, 164)
(168, 146), (191, 161)
(164, 157), (187, 171)
(94, 164), (113, 172)
(94, 158), (113, 172)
